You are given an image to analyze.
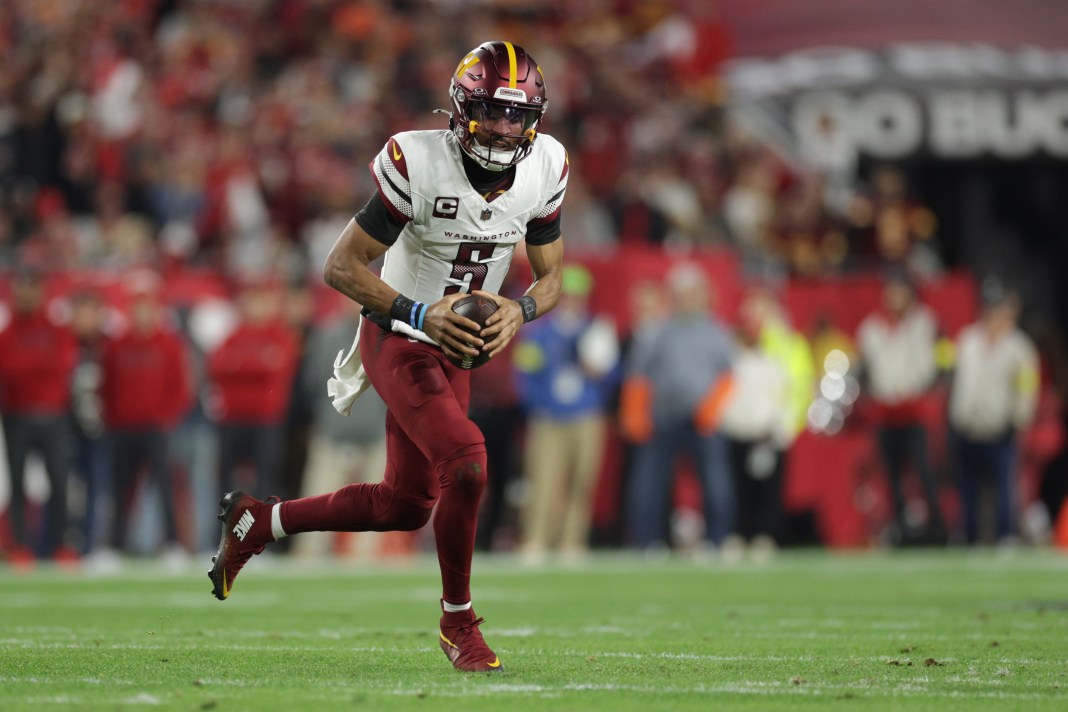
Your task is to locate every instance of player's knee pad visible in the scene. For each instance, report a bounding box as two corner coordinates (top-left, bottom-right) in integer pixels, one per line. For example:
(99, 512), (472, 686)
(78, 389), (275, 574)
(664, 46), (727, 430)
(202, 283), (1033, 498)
(436, 447), (488, 496)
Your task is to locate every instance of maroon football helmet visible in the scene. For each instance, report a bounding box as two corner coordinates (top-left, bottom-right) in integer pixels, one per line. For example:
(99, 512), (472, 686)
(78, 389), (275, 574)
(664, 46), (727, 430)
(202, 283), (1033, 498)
(449, 41), (548, 171)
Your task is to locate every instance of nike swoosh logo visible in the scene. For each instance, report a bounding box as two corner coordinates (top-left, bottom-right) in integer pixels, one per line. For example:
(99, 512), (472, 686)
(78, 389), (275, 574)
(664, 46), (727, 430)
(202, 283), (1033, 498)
(486, 657), (501, 668)
(392, 141), (403, 161)
(221, 571), (230, 599)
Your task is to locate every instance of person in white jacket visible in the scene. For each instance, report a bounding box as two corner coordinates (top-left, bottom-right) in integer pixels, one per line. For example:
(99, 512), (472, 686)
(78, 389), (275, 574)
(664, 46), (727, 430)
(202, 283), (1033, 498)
(949, 287), (1039, 544)
(857, 273), (947, 545)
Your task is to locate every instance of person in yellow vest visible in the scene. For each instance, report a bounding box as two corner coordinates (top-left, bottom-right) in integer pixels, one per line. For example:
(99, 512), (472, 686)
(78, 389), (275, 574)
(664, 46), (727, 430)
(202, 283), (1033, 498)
(720, 287), (814, 556)
(743, 287), (815, 442)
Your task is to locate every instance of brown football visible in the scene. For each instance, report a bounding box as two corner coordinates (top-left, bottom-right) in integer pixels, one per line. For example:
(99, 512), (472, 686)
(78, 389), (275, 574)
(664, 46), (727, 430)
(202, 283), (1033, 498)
(448, 294), (498, 370)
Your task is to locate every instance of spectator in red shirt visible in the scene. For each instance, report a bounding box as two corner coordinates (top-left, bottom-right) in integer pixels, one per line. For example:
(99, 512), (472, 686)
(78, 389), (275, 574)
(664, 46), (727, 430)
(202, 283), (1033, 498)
(207, 281), (300, 496)
(0, 271), (79, 564)
(100, 271), (192, 555)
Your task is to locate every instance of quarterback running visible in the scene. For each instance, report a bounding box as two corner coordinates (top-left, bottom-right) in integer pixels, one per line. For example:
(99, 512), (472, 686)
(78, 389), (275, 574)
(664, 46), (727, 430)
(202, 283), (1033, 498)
(208, 40), (567, 673)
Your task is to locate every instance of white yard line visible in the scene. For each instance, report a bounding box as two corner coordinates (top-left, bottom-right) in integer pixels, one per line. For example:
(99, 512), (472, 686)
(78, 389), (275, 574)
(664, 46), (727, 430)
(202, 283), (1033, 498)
(3, 674), (1060, 701)
(2, 641), (1064, 669)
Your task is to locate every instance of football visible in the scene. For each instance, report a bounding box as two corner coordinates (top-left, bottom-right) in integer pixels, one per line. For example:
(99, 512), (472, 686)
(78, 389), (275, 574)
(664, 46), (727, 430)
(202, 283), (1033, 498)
(448, 294), (498, 370)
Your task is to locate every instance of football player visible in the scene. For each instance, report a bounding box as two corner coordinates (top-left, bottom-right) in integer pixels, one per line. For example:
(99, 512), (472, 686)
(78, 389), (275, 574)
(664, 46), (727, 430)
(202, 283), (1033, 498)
(208, 40), (567, 673)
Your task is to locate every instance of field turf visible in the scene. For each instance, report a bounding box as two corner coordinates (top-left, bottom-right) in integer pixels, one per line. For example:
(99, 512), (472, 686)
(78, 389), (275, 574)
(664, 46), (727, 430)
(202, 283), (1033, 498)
(1, 550), (1066, 711)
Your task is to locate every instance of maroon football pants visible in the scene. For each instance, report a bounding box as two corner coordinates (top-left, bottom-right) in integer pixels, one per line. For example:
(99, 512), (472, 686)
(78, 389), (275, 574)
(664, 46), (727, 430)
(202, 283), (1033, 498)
(281, 319), (488, 605)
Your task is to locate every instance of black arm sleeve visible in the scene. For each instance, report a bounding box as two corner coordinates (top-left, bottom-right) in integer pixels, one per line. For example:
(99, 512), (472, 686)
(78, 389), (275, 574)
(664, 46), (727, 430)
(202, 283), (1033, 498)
(354, 190), (405, 246)
(525, 211), (562, 246)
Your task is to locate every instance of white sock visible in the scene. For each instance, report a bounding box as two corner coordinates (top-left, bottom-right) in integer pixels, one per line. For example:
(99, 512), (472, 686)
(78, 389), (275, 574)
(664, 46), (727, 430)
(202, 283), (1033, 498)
(442, 600), (472, 613)
(271, 503), (288, 541)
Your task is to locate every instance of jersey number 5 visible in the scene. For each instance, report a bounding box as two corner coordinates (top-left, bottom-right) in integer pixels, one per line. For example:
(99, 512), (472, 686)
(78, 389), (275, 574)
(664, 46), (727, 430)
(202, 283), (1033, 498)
(444, 242), (497, 295)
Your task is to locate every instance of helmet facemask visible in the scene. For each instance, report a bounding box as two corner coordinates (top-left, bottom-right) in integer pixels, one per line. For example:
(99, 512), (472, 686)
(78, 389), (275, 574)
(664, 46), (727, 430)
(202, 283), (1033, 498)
(453, 96), (542, 171)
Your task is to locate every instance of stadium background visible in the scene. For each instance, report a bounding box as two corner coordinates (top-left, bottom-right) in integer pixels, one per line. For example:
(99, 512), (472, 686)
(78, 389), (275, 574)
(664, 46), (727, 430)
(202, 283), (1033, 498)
(1, 0), (1067, 559)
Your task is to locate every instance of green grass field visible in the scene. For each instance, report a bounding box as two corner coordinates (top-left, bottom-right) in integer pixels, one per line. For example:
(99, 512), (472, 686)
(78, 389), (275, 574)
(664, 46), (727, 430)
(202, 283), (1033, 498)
(1, 550), (1066, 711)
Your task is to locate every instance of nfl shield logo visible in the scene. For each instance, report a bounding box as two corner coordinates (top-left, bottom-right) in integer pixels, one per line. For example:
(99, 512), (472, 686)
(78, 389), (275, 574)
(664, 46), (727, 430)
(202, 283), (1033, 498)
(480, 208), (492, 221)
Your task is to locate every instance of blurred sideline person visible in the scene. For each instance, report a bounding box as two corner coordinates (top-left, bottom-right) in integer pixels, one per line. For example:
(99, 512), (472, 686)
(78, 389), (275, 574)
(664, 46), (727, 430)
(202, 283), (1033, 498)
(207, 280), (301, 497)
(67, 288), (111, 555)
(513, 264), (619, 563)
(604, 278), (667, 546)
(207, 41), (567, 673)
(469, 260), (527, 553)
(0, 271), (79, 565)
(100, 272), (192, 557)
(742, 287), (815, 451)
(720, 289), (804, 557)
(469, 329), (524, 553)
(857, 273), (947, 545)
(290, 301), (391, 561)
(619, 263), (735, 552)
(949, 287), (1039, 544)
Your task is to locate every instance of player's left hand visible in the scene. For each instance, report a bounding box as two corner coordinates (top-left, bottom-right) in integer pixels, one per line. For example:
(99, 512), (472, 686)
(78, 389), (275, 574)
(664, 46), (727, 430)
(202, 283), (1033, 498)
(473, 290), (523, 358)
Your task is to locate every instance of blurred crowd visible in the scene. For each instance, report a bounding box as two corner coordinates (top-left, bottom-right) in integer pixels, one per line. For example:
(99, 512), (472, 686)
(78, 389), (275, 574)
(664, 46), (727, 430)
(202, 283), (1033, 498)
(0, 0), (940, 279)
(1, 0), (1064, 567)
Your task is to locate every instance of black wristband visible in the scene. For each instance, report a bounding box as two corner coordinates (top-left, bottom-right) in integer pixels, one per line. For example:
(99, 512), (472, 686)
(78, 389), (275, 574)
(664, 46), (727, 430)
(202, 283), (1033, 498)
(516, 295), (537, 323)
(389, 294), (414, 322)
(389, 294), (428, 330)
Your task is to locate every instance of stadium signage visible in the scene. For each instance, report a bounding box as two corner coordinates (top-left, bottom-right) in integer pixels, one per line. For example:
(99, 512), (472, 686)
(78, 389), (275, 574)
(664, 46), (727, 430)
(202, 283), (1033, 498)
(727, 44), (1068, 159)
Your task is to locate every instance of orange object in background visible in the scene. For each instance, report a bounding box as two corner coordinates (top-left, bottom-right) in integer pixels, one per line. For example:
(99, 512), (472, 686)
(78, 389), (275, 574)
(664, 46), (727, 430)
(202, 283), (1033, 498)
(1055, 500), (1068, 549)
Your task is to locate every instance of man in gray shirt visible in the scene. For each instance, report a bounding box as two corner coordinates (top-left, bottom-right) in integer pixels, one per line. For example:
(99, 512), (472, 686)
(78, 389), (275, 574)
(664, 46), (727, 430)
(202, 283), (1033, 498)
(619, 263), (735, 551)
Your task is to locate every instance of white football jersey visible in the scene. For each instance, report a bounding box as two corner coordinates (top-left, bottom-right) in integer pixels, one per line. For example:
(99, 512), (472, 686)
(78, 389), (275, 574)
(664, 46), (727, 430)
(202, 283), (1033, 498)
(371, 129), (568, 343)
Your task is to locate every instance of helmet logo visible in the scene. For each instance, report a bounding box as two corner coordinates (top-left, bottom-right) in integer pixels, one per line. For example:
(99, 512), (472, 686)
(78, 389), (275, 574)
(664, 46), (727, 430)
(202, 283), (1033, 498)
(456, 53), (480, 77)
(493, 87), (527, 102)
(454, 87), (466, 104)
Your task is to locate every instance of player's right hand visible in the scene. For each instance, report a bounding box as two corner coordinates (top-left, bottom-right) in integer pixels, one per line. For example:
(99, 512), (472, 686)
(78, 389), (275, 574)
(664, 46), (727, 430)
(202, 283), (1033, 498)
(424, 294), (483, 363)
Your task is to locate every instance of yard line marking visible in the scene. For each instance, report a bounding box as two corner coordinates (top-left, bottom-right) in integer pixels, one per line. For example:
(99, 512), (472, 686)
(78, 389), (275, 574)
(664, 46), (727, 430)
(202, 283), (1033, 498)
(123, 692), (161, 705)
(2, 640), (1065, 667)
(4, 675), (1060, 703)
(371, 680), (1066, 701)
(538, 649), (1068, 666)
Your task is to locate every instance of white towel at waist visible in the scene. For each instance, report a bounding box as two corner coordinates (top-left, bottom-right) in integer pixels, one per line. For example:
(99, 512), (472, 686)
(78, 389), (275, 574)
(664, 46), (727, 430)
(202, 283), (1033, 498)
(326, 319), (371, 415)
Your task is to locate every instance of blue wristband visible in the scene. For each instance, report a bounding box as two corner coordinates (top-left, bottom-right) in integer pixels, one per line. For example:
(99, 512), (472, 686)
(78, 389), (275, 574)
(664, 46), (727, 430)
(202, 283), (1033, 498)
(414, 302), (427, 331)
(408, 301), (423, 329)
(389, 294), (427, 331)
